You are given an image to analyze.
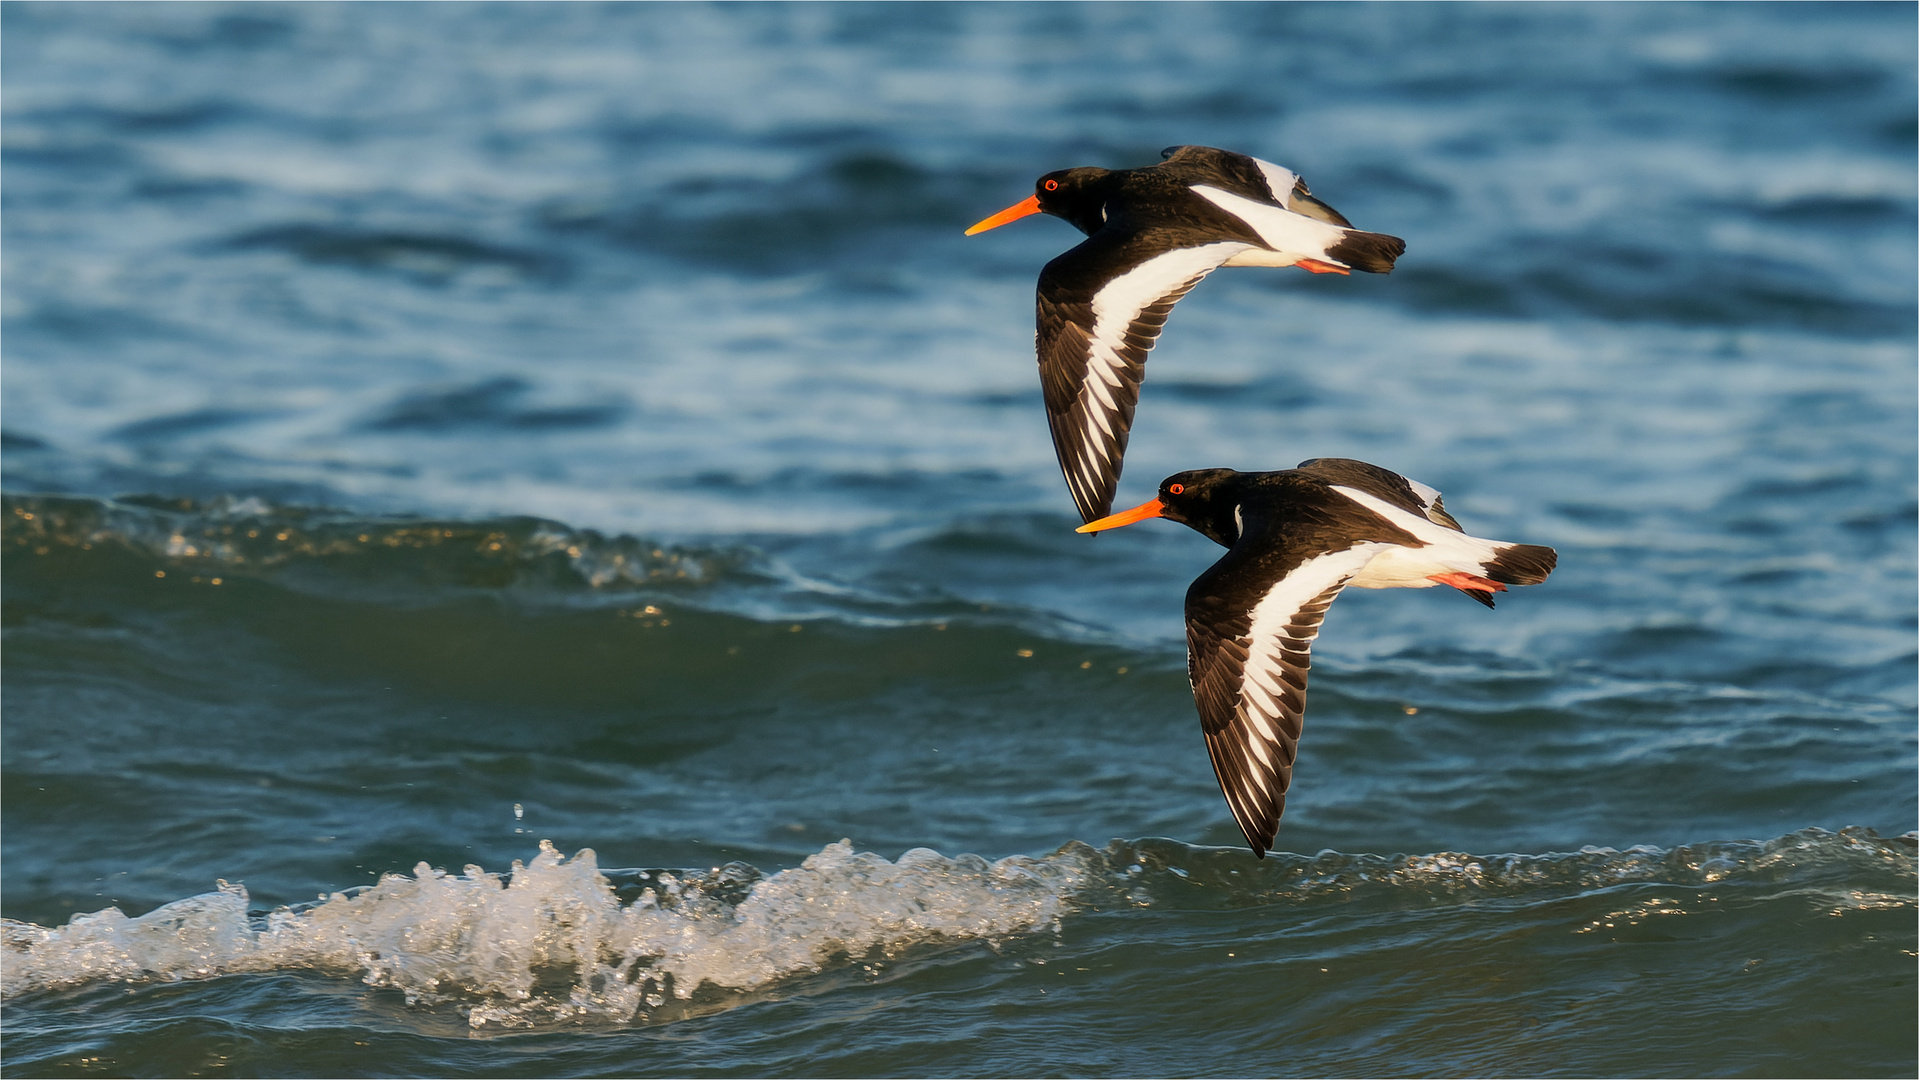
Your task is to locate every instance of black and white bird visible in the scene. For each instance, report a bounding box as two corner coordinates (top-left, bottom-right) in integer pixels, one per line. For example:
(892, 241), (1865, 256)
(966, 146), (1405, 524)
(1077, 458), (1555, 857)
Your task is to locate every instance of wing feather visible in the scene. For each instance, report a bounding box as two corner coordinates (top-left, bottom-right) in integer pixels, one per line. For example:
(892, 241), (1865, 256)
(1038, 237), (1250, 522)
(1186, 545), (1380, 856)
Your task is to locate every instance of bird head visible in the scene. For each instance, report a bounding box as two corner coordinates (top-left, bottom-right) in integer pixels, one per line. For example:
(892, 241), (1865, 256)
(966, 167), (1113, 237)
(1077, 469), (1245, 548)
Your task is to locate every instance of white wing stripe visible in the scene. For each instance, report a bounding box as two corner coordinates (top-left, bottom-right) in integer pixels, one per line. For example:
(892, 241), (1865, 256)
(1250, 156), (1300, 204)
(1244, 759), (1271, 794)
(1075, 242), (1248, 425)
(1329, 485), (1507, 555)
(1246, 661), (1287, 702)
(1190, 184), (1349, 259)
(1405, 477), (1444, 511)
(1087, 242), (1248, 325)
(1237, 547), (1383, 727)
(1082, 374), (1120, 420)
(1084, 366), (1120, 410)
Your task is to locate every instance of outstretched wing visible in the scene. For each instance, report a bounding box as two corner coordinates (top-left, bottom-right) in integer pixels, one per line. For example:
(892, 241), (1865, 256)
(1185, 543), (1380, 857)
(1038, 232), (1251, 522)
(1158, 146), (1392, 265)
(1294, 457), (1464, 530)
(1292, 458), (1557, 608)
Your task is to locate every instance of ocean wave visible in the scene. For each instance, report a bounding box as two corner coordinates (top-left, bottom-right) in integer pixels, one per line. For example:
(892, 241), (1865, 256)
(1386, 249), (1916, 338)
(538, 148), (993, 275)
(3, 493), (747, 595)
(1, 839), (1097, 1027)
(4, 828), (1908, 1028)
(0, 492), (1166, 739)
(221, 224), (566, 285)
(1090, 825), (1917, 909)
(0, 492), (1123, 643)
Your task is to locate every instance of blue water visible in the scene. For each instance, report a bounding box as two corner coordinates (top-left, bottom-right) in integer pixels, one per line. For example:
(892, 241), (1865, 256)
(3, 3), (1915, 1076)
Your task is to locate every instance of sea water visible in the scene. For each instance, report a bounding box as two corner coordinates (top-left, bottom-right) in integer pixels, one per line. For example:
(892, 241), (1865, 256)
(3, 3), (1914, 1075)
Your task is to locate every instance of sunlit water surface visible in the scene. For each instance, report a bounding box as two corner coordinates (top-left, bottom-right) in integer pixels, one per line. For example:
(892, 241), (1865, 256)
(3, 4), (1914, 1076)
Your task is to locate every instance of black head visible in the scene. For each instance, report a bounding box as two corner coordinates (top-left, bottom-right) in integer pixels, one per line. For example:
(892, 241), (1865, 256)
(1032, 167), (1114, 235)
(1153, 468), (1246, 548)
(966, 165), (1114, 238)
(1078, 468), (1247, 545)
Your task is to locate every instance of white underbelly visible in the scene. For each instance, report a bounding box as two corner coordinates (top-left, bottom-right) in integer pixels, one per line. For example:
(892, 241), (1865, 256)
(1347, 546), (1448, 589)
(1221, 247), (1301, 268)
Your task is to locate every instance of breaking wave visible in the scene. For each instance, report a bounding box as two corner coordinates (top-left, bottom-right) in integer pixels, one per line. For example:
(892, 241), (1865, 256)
(5, 828), (1908, 1029)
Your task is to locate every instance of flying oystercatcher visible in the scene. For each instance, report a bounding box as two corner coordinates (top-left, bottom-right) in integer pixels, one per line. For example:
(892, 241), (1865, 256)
(967, 146), (1405, 524)
(1077, 458), (1555, 857)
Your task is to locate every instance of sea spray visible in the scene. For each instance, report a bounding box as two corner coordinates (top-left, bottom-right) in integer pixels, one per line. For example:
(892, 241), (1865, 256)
(2, 839), (1098, 1027)
(7, 828), (1908, 1028)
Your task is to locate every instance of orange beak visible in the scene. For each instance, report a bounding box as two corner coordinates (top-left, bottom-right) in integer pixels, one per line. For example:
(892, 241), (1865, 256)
(965, 194), (1042, 236)
(1075, 498), (1165, 533)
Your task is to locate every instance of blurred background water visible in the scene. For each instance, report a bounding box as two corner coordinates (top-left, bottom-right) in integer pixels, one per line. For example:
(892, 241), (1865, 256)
(2, 3), (1914, 1076)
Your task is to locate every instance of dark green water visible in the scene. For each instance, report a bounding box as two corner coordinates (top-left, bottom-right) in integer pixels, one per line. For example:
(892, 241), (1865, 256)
(4, 3), (1915, 1076)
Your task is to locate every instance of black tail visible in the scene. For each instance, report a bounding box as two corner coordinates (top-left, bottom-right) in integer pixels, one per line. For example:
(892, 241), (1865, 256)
(1327, 230), (1406, 274)
(1486, 544), (1557, 586)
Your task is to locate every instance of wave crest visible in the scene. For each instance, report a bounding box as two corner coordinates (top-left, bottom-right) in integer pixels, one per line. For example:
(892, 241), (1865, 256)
(3, 493), (747, 593)
(2, 839), (1097, 1027)
(1093, 825), (1916, 909)
(4, 828), (1908, 1027)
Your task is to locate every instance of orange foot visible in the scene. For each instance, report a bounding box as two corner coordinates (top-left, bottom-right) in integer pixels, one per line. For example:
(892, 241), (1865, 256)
(1296, 258), (1350, 276)
(1428, 571), (1507, 594)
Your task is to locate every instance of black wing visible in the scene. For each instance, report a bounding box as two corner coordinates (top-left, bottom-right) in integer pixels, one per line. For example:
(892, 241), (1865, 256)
(1039, 231), (1252, 522)
(1185, 542), (1379, 856)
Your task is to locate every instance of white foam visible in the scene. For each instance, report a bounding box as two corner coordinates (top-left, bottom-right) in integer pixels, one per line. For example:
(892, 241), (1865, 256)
(1, 839), (1094, 1027)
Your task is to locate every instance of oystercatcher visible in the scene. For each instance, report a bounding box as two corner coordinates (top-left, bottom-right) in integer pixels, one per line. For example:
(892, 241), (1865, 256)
(1077, 458), (1555, 857)
(967, 146), (1405, 524)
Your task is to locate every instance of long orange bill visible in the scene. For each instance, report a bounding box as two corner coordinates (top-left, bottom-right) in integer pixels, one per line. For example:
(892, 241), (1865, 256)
(1076, 498), (1165, 534)
(965, 195), (1042, 236)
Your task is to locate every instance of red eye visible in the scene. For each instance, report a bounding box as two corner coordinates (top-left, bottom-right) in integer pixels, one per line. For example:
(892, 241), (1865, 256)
(1044, 179), (1059, 191)
(1168, 483), (1184, 495)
